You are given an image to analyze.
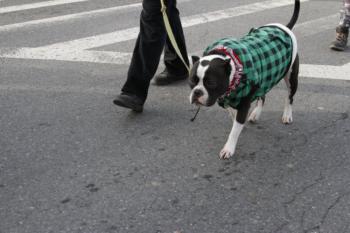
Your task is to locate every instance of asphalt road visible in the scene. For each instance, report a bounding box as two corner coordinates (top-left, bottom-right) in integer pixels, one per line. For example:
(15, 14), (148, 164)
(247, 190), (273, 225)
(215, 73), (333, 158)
(0, 0), (350, 233)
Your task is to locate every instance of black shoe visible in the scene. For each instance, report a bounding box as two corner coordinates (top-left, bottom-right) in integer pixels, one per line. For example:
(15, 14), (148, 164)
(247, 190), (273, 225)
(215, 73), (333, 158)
(153, 69), (188, 86)
(113, 93), (144, 112)
(330, 26), (349, 51)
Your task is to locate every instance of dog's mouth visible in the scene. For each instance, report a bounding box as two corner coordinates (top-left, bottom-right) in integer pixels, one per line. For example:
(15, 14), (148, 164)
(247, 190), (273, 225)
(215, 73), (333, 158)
(191, 97), (206, 106)
(190, 92), (215, 106)
(192, 99), (201, 105)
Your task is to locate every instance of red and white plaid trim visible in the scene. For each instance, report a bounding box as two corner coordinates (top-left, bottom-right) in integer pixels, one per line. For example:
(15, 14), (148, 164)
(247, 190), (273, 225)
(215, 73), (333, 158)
(213, 46), (243, 94)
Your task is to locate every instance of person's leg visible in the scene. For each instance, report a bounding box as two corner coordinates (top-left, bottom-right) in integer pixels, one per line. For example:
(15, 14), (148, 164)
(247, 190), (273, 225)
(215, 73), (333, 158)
(330, 0), (350, 51)
(154, 0), (190, 85)
(120, 0), (166, 102)
(340, 0), (350, 27)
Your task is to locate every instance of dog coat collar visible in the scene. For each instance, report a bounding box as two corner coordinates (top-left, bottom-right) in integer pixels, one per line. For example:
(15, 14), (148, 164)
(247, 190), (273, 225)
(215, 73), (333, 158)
(213, 46), (243, 94)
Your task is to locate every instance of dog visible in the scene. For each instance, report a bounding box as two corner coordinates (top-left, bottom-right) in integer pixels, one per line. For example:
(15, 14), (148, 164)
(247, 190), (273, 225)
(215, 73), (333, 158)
(189, 0), (300, 159)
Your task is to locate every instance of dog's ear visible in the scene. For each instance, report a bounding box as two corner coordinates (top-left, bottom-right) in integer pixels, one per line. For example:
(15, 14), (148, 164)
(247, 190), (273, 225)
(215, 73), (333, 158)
(191, 55), (200, 65)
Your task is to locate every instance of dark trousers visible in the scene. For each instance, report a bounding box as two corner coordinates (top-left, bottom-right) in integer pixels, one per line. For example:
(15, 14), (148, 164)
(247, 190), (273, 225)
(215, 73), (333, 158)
(121, 0), (189, 102)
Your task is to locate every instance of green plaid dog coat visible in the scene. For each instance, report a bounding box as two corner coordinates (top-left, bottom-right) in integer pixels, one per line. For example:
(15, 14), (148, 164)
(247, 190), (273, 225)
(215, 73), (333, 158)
(204, 25), (294, 109)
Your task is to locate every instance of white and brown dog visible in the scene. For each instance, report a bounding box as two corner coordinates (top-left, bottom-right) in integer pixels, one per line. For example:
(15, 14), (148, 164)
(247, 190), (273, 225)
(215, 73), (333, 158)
(189, 0), (300, 159)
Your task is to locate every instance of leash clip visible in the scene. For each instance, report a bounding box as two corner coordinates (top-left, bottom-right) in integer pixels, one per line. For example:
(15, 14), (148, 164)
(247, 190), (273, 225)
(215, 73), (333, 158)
(160, 0), (167, 13)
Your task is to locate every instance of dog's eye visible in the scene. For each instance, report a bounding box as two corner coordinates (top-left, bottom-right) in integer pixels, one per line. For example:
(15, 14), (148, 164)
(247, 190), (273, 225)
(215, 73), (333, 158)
(204, 78), (217, 89)
(189, 75), (199, 88)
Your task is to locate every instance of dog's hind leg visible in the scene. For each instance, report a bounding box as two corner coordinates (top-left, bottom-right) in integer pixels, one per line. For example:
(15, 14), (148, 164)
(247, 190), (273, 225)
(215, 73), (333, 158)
(282, 54), (299, 124)
(227, 107), (237, 121)
(248, 96), (265, 123)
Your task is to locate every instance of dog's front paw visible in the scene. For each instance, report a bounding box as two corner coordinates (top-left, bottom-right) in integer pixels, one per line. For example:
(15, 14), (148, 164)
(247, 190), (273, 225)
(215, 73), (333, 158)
(282, 107), (293, 124)
(219, 145), (236, 159)
(282, 104), (293, 124)
(282, 114), (293, 124)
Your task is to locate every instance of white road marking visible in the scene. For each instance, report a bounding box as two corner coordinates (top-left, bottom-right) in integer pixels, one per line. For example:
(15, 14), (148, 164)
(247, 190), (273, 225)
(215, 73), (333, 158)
(0, 0), (89, 14)
(42, 28), (140, 51)
(0, 0), (311, 66)
(181, 0), (309, 27)
(0, 47), (132, 64)
(1, 0), (349, 81)
(34, 0), (310, 51)
(0, 0), (194, 31)
(300, 64), (350, 81)
(0, 3), (142, 32)
(0, 8), (339, 68)
(294, 14), (338, 37)
(0, 0), (310, 62)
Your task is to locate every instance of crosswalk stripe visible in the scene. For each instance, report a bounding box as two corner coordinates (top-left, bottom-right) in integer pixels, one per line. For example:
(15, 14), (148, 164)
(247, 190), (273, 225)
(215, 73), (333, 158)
(1, 47), (132, 64)
(0, 0), (309, 33)
(0, 0), (194, 31)
(0, 0), (89, 14)
(301, 64), (350, 81)
(0, 0), (311, 63)
(1, 0), (349, 81)
(0, 10), (338, 67)
(37, 0), (310, 51)
(0, 2), (142, 32)
(181, 0), (308, 27)
(294, 14), (338, 37)
(42, 28), (139, 51)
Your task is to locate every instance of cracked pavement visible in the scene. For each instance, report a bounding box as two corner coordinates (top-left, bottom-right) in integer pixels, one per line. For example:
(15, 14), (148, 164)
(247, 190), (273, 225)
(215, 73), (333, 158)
(1, 0), (350, 232)
(1, 64), (349, 233)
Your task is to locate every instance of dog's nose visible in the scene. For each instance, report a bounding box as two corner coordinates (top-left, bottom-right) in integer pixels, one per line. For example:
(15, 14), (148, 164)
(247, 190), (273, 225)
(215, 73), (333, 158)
(193, 89), (203, 98)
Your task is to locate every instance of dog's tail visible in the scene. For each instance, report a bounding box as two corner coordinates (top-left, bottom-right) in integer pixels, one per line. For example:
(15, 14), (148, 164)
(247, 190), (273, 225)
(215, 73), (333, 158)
(286, 0), (300, 30)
